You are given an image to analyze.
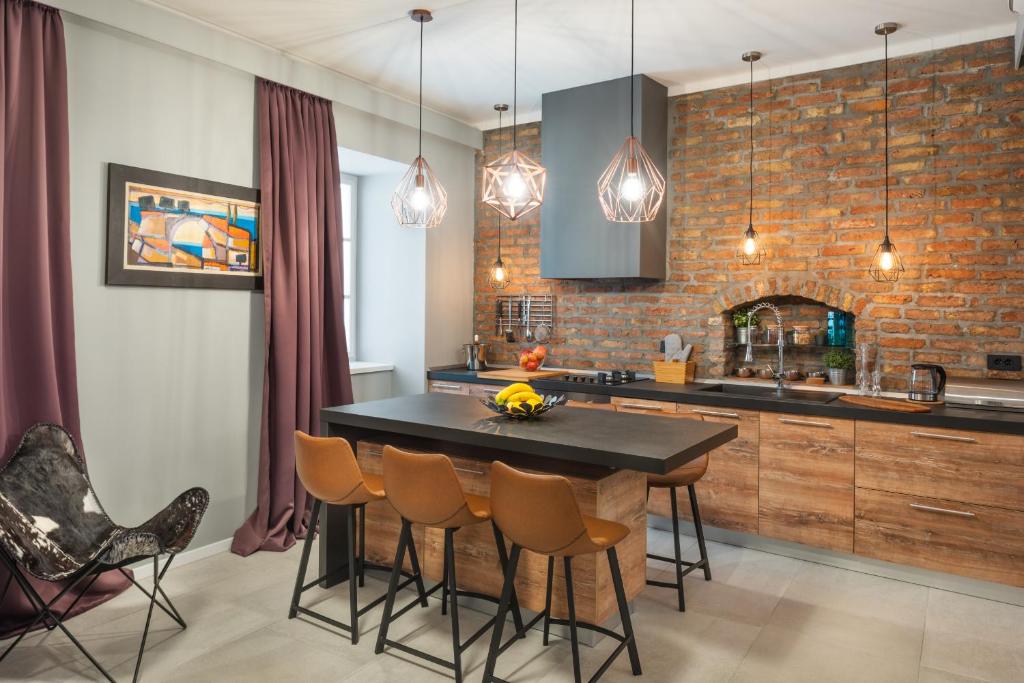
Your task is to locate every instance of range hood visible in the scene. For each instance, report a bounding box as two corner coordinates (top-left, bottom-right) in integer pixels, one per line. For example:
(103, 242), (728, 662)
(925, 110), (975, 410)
(539, 75), (667, 280)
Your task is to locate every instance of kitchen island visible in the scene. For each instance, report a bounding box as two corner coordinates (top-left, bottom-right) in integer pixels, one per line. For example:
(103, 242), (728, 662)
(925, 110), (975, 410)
(318, 393), (737, 625)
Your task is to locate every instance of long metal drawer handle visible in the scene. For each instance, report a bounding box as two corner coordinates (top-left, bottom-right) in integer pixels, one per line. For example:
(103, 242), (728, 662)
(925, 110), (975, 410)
(909, 503), (976, 518)
(778, 418), (833, 428)
(453, 466), (484, 476)
(431, 383), (463, 390)
(692, 409), (740, 419)
(910, 431), (977, 443)
(618, 403), (666, 411)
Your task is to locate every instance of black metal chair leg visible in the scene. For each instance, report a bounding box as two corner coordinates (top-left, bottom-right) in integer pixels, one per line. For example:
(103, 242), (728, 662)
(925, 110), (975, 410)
(441, 547), (449, 616)
(132, 554), (175, 683)
(375, 520), (411, 654)
(405, 524), (430, 608)
(346, 505), (360, 644)
(564, 556), (582, 683)
(542, 555), (554, 645)
(609, 547), (642, 675)
(491, 522), (526, 637)
(670, 487), (686, 612)
(481, 544), (521, 683)
(358, 504), (367, 587)
(289, 499), (321, 619)
(688, 484), (712, 581)
(445, 529), (463, 683)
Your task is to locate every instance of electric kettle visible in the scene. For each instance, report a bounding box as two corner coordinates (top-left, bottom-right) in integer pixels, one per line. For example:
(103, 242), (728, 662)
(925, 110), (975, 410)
(908, 363), (946, 402)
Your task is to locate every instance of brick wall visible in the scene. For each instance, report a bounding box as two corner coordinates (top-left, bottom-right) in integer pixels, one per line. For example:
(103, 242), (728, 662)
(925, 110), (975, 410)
(473, 37), (1024, 390)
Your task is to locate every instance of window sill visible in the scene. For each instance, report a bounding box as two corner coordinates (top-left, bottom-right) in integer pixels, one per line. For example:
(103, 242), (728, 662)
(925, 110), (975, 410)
(349, 361), (395, 375)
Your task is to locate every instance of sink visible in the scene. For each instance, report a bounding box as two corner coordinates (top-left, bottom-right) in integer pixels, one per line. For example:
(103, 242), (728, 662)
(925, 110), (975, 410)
(697, 383), (842, 404)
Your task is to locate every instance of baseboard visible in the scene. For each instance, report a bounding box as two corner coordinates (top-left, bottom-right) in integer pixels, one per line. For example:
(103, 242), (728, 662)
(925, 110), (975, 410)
(128, 537), (232, 572)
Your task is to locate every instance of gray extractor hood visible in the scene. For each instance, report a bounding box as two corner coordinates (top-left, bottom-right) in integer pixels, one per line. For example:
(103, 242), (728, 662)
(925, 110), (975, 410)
(540, 75), (667, 280)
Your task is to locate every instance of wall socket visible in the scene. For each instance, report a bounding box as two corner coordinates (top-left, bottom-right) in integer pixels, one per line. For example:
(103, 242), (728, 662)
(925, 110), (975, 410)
(987, 354), (1022, 371)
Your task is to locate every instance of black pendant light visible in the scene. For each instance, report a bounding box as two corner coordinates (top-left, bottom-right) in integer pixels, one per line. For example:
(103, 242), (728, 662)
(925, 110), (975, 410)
(488, 104), (512, 289)
(869, 22), (905, 282)
(739, 50), (765, 265)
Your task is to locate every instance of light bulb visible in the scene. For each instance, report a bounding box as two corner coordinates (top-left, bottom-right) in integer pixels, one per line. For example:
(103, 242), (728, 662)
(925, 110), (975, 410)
(410, 186), (430, 211)
(743, 236), (758, 256)
(493, 265), (506, 282)
(620, 173), (645, 202)
(504, 172), (526, 199)
(878, 249), (894, 271)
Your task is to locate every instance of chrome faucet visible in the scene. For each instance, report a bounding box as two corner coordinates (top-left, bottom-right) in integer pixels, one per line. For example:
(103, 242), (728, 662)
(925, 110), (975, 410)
(743, 302), (786, 393)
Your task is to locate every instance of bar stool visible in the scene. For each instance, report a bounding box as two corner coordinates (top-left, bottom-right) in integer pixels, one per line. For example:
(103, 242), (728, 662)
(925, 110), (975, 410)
(374, 446), (524, 683)
(482, 461), (642, 683)
(288, 432), (429, 645)
(646, 449), (712, 612)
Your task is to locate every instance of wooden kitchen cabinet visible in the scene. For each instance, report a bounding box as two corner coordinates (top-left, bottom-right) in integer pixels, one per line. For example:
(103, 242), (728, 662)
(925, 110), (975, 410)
(611, 396), (680, 415)
(468, 383), (504, 399)
(427, 379), (470, 394)
(759, 412), (855, 552)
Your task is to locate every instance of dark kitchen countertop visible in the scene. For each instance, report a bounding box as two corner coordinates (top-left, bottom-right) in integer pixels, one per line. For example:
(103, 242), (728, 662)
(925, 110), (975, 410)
(322, 393), (737, 475)
(427, 366), (1024, 436)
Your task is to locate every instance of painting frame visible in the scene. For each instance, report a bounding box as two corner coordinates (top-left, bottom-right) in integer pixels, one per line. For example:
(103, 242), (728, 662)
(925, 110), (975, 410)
(105, 163), (263, 290)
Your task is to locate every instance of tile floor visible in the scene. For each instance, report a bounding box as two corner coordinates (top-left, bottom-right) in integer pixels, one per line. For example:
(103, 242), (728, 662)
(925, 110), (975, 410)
(4, 529), (1022, 682)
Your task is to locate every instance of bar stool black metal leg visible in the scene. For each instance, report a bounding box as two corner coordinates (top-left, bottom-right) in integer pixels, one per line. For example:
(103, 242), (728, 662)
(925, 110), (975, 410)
(670, 487), (686, 611)
(374, 519), (411, 654)
(289, 499), (321, 619)
(564, 556), (582, 683)
(445, 529), (463, 683)
(441, 548), (450, 616)
(689, 484), (712, 581)
(482, 544), (521, 683)
(608, 547), (642, 675)
(358, 504), (367, 587)
(405, 524), (430, 607)
(346, 505), (359, 644)
(542, 555), (554, 645)
(491, 522), (526, 637)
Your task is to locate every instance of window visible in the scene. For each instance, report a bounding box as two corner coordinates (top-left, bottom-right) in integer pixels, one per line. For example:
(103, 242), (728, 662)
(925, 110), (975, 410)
(341, 173), (357, 356)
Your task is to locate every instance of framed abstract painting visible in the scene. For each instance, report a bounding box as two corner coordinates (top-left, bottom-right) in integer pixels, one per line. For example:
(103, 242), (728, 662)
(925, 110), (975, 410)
(106, 164), (262, 290)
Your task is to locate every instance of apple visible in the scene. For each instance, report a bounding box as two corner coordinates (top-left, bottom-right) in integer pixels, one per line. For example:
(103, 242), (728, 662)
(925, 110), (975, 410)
(525, 360), (540, 372)
(518, 353), (529, 369)
(533, 345), (547, 360)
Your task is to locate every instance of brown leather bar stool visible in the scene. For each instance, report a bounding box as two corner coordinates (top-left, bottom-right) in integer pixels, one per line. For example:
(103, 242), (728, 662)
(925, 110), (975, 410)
(289, 432), (429, 645)
(646, 447), (712, 612)
(482, 461), (642, 683)
(374, 446), (524, 683)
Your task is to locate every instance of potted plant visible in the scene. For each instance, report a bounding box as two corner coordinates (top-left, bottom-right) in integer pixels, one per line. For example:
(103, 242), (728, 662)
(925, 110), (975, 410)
(823, 348), (855, 385)
(732, 310), (760, 345)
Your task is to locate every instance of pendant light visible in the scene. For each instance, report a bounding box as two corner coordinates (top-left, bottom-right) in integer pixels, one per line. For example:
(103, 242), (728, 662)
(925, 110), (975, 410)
(739, 50), (765, 265)
(480, 0), (546, 221)
(488, 104), (512, 289)
(869, 22), (904, 282)
(597, 0), (665, 223)
(392, 9), (448, 228)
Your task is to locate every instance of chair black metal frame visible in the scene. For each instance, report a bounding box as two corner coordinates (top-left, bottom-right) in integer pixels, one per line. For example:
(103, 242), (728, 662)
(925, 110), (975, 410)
(646, 483), (712, 612)
(482, 545), (642, 683)
(288, 499), (430, 644)
(374, 520), (525, 683)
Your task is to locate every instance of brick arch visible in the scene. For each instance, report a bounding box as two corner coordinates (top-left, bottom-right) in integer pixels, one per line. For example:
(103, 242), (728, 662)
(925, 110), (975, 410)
(715, 278), (869, 318)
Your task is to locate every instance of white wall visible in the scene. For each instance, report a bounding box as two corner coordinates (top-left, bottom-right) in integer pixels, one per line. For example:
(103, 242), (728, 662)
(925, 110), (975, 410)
(61, 11), (477, 549)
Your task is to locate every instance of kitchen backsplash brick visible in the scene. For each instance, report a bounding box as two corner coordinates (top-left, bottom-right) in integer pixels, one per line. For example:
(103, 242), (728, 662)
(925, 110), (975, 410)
(473, 37), (1023, 390)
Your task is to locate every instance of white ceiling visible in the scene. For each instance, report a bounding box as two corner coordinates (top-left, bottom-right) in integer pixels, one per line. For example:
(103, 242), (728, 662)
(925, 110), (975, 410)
(144, 0), (1017, 129)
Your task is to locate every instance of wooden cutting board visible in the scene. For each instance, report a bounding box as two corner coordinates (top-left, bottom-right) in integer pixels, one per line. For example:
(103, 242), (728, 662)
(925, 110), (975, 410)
(477, 368), (567, 382)
(838, 395), (932, 413)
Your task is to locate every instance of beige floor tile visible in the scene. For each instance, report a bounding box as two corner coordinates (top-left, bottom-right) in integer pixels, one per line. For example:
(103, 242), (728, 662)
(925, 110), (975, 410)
(917, 667), (990, 683)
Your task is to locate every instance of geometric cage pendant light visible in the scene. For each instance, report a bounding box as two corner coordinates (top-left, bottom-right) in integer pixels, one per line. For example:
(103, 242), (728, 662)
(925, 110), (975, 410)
(480, 0), (546, 221)
(869, 21), (905, 282)
(597, 0), (665, 223)
(739, 50), (766, 264)
(392, 9), (448, 228)
(488, 104), (512, 289)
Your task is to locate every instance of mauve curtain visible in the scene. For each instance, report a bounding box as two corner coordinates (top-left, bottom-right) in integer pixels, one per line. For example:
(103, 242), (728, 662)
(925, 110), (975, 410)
(231, 79), (352, 555)
(0, 0), (128, 635)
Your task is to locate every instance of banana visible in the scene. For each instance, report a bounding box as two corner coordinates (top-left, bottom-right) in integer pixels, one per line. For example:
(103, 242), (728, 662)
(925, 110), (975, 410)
(495, 382), (533, 405)
(508, 390), (542, 404)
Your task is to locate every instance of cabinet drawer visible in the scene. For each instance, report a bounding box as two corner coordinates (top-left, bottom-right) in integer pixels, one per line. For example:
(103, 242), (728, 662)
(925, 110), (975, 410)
(648, 403), (759, 534)
(566, 399), (617, 411)
(468, 383), (504, 399)
(759, 412), (855, 552)
(611, 397), (679, 415)
(855, 487), (1024, 587)
(856, 423), (1024, 511)
(428, 380), (470, 395)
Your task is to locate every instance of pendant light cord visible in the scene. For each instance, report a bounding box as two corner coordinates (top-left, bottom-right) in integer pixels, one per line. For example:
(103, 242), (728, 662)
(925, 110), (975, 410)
(748, 58), (754, 227)
(418, 18), (424, 159)
(512, 0), (518, 150)
(497, 108), (503, 255)
(883, 31), (889, 240)
(629, 0), (635, 138)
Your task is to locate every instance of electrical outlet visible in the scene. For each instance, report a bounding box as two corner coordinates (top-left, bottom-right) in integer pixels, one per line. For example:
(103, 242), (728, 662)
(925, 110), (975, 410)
(987, 354), (1022, 372)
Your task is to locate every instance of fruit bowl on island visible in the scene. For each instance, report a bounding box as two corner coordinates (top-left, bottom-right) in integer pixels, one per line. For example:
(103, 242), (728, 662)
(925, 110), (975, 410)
(482, 382), (566, 420)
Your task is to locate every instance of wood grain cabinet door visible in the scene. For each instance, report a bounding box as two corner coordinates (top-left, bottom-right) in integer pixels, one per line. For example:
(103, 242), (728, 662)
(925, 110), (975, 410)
(758, 412), (856, 553)
(427, 380), (469, 394)
(468, 383), (504, 400)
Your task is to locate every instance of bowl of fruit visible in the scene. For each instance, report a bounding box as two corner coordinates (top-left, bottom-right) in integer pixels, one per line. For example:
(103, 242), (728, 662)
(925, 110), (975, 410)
(482, 382), (566, 420)
(518, 345), (547, 372)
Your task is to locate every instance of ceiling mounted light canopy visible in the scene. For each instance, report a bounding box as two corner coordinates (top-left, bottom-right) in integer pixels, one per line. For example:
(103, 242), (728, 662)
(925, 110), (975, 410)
(869, 21), (905, 282)
(597, 0), (665, 223)
(392, 9), (448, 228)
(480, 0), (546, 221)
(488, 104), (512, 289)
(739, 50), (765, 265)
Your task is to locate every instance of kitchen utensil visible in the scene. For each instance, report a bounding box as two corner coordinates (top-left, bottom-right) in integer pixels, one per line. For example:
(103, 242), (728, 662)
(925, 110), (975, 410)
(838, 395), (932, 413)
(783, 369), (802, 381)
(524, 298), (533, 341)
(908, 363), (946, 402)
(663, 334), (682, 362)
(736, 367), (754, 378)
(462, 342), (489, 371)
(505, 299), (516, 343)
(806, 369), (826, 379)
(757, 366), (775, 380)
(534, 322), (550, 343)
(481, 393), (566, 420)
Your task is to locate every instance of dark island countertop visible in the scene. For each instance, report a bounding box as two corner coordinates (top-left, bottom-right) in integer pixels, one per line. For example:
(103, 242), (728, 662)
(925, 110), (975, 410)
(427, 367), (1024, 436)
(321, 393), (737, 475)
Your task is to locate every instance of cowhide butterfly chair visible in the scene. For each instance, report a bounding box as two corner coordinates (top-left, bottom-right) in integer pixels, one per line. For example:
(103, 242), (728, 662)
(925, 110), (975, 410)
(0, 423), (208, 682)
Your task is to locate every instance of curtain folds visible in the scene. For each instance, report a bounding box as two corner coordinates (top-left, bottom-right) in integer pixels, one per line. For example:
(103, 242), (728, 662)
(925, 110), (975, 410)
(231, 79), (353, 556)
(0, 0), (129, 636)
